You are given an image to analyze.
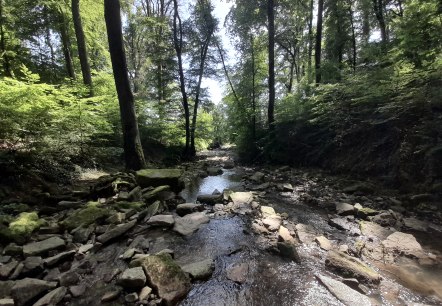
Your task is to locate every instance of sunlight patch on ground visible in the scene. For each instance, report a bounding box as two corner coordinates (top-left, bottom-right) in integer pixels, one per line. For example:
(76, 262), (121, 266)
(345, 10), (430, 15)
(77, 168), (109, 181)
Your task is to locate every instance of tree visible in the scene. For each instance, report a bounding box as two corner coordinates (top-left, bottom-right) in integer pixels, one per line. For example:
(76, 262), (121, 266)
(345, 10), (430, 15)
(315, 0), (324, 85)
(0, 0), (12, 77)
(72, 0), (93, 93)
(104, 0), (146, 170)
(267, 0), (275, 129)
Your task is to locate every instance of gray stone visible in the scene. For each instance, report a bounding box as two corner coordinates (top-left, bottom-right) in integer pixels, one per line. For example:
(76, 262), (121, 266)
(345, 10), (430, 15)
(173, 212), (209, 236)
(249, 172), (265, 183)
(117, 267), (146, 288)
(147, 215), (175, 227)
(278, 226), (295, 243)
(196, 194), (223, 205)
(97, 220), (136, 244)
(277, 242), (301, 262)
(101, 289), (121, 302)
(0, 256), (11, 264)
(0, 260), (18, 279)
(106, 212), (126, 224)
(207, 167), (223, 176)
(176, 204), (204, 217)
(0, 298), (14, 306)
(78, 244), (94, 254)
(69, 284), (86, 297)
(58, 201), (83, 209)
(139, 286), (153, 301)
(181, 259), (214, 280)
(251, 182), (270, 191)
(0, 281), (14, 300)
(11, 278), (57, 306)
(260, 206), (276, 217)
(23, 237), (65, 257)
(262, 216), (281, 232)
(315, 236), (333, 251)
(136, 169), (183, 191)
(21, 256), (43, 276)
(295, 223), (318, 244)
(359, 221), (393, 240)
(316, 274), (372, 306)
(2, 244), (22, 256)
(381, 232), (425, 259)
(336, 203), (355, 216)
(227, 263), (248, 284)
(403, 218), (428, 232)
(72, 225), (94, 243)
(59, 271), (79, 287)
(44, 250), (76, 267)
(229, 192), (253, 206)
(125, 292), (139, 303)
(33, 287), (67, 306)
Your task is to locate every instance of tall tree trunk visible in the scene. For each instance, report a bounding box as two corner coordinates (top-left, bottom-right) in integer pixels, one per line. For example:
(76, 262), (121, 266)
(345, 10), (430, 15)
(372, 0), (388, 45)
(72, 0), (93, 94)
(315, 0), (324, 85)
(59, 12), (76, 79)
(250, 34), (256, 144)
(307, 0), (314, 84)
(267, 0), (275, 130)
(0, 0), (12, 77)
(104, 0), (146, 170)
(348, 0), (357, 71)
(172, 0), (190, 158)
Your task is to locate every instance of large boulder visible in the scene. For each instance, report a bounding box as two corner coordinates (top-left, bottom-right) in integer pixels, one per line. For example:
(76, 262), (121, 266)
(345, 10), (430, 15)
(130, 253), (191, 306)
(136, 169), (183, 191)
(325, 250), (381, 285)
(381, 232), (425, 260)
(316, 274), (372, 306)
(173, 212), (209, 236)
(23, 237), (65, 257)
(11, 278), (57, 306)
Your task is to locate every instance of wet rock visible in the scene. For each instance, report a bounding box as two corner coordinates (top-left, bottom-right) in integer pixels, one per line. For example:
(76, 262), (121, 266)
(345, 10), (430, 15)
(325, 250), (381, 284)
(142, 186), (171, 201)
(329, 217), (360, 236)
(336, 203), (354, 216)
(249, 172), (265, 183)
(251, 182), (270, 191)
(359, 221), (393, 240)
(72, 225), (94, 243)
(21, 256), (43, 277)
(101, 288), (121, 302)
(278, 226), (295, 243)
(97, 220), (136, 244)
(44, 250), (76, 267)
(0, 298), (14, 306)
(33, 286), (67, 306)
(176, 204), (204, 216)
(0, 281), (14, 299)
(125, 292), (138, 303)
(316, 274), (372, 306)
(196, 194), (223, 205)
(128, 186), (142, 201)
(78, 244), (94, 254)
(403, 218), (428, 232)
(181, 258), (214, 280)
(370, 211), (397, 227)
(207, 167), (223, 176)
(277, 242), (301, 262)
(381, 232), (424, 259)
(118, 267), (146, 289)
(0, 260), (18, 279)
(139, 286), (153, 301)
(315, 236), (333, 251)
(227, 263), (248, 283)
(343, 182), (374, 195)
(58, 201), (83, 209)
(147, 215), (175, 227)
(69, 284), (86, 297)
(59, 271), (79, 286)
(131, 253), (191, 306)
(295, 224), (317, 244)
(23, 237), (65, 257)
(0, 256), (11, 264)
(2, 244), (22, 256)
(356, 207), (379, 219)
(11, 278), (57, 306)
(173, 212), (209, 236)
(106, 212), (126, 224)
(104, 268), (121, 283)
(229, 192), (253, 206)
(136, 169), (183, 191)
(61, 205), (110, 230)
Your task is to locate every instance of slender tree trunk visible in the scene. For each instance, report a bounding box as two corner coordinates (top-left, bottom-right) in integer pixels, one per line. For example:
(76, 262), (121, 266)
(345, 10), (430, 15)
(72, 0), (93, 94)
(104, 0), (146, 170)
(44, 6), (56, 70)
(216, 42), (240, 105)
(0, 0), (11, 77)
(59, 12), (76, 79)
(307, 0), (314, 84)
(348, 1), (357, 71)
(373, 0), (388, 45)
(315, 0), (324, 85)
(250, 34), (256, 144)
(172, 0), (190, 157)
(267, 0), (275, 130)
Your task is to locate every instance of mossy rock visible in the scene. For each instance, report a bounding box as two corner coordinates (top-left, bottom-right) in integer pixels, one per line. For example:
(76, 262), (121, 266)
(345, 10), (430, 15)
(136, 169), (183, 192)
(0, 212), (44, 243)
(356, 207), (379, 219)
(113, 201), (145, 211)
(61, 205), (111, 230)
(0, 203), (31, 215)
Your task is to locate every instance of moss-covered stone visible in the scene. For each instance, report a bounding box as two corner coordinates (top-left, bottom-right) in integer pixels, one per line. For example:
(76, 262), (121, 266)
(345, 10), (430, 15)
(136, 169), (183, 191)
(113, 201), (145, 211)
(61, 205), (111, 230)
(356, 207), (379, 219)
(142, 185), (171, 202)
(0, 212), (44, 243)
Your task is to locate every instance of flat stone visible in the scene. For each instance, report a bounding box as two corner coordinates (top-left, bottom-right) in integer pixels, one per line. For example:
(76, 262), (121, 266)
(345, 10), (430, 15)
(147, 215), (175, 227)
(21, 256), (43, 276)
(173, 212), (209, 236)
(360, 221), (393, 240)
(139, 286), (153, 301)
(125, 292), (138, 303)
(282, 183), (294, 191)
(176, 204), (204, 216)
(207, 167), (223, 176)
(117, 267), (146, 288)
(249, 172), (265, 183)
(262, 216), (281, 232)
(196, 194), (223, 205)
(33, 286), (67, 306)
(325, 250), (381, 284)
(260, 206), (276, 217)
(78, 244), (94, 254)
(44, 250), (76, 267)
(73, 225), (94, 243)
(0, 298), (14, 306)
(315, 236), (333, 251)
(181, 259), (214, 280)
(382, 232), (425, 259)
(229, 192), (253, 206)
(295, 224), (317, 244)
(2, 244), (22, 256)
(97, 220), (136, 244)
(59, 271), (79, 286)
(106, 212), (126, 224)
(227, 263), (248, 283)
(136, 169), (183, 191)
(336, 203), (355, 216)
(23, 237), (65, 257)
(403, 218), (428, 232)
(58, 201), (83, 209)
(11, 278), (57, 306)
(278, 226), (295, 243)
(69, 284), (86, 297)
(0, 260), (18, 279)
(251, 182), (270, 191)
(101, 289), (121, 302)
(0, 281), (14, 300)
(316, 274), (372, 306)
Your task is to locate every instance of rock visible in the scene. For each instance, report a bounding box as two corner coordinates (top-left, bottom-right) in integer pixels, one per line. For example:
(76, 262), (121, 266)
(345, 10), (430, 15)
(277, 242), (301, 262)
(33, 287), (67, 306)
(101, 288), (121, 302)
(343, 182), (374, 194)
(0, 298), (14, 306)
(59, 271), (79, 286)
(61, 206), (110, 230)
(128, 186), (142, 201)
(118, 267), (146, 289)
(0, 260), (18, 279)
(21, 256), (43, 277)
(58, 201), (83, 209)
(356, 207), (379, 219)
(121, 248), (137, 260)
(72, 225), (94, 243)
(196, 194), (223, 205)
(207, 167), (223, 176)
(97, 220), (136, 244)
(44, 250), (76, 267)
(251, 182), (270, 191)
(142, 186), (171, 201)
(262, 216), (281, 232)
(147, 215), (175, 227)
(281, 183), (294, 192)
(359, 221), (393, 240)
(173, 212), (209, 236)
(136, 169), (183, 191)
(130, 253), (191, 306)
(249, 172), (265, 183)
(316, 274), (372, 306)
(229, 192), (253, 206)
(278, 226), (295, 243)
(251, 222), (269, 235)
(11, 278), (57, 306)
(125, 292), (138, 303)
(295, 224), (317, 244)
(2, 244), (22, 256)
(403, 218), (428, 232)
(315, 236), (333, 251)
(106, 212), (126, 224)
(69, 284), (86, 297)
(381, 232), (425, 259)
(139, 286), (153, 301)
(213, 204), (224, 212)
(181, 259), (214, 280)
(78, 244), (94, 254)
(336, 203), (355, 216)
(325, 251), (381, 284)
(23, 237), (65, 257)
(176, 204), (204, 217)
(0, 281), (14, 299)
(260, 206), (276, 217)
(0, 256), (11, 264)
(227, 263), (248, 283)
(223, 160), (235, 169)
(329, 217), (361, 236)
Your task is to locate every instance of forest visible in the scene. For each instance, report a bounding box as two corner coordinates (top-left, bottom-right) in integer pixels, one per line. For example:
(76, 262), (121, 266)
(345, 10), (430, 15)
(0, 0), (441, 305)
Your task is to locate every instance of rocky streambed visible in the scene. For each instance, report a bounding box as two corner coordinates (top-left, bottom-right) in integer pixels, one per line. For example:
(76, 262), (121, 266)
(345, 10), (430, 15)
(0, 148), (441, 306)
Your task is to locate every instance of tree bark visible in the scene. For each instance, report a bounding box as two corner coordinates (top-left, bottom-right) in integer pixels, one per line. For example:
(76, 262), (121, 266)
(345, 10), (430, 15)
(250, 34), (256, 144)
(307, 0), (314, 84)
(0, 0), (12, 77)
(59, 12), (76, 79)
(348, 0), (357, 71)
(315, 0), (324, 85)
(372, 0), (388, 45)
(267, 0), (275, 130)
(72, 0), (93, 93)
(172, 0), (191, 158)
(104, 0), (146, 170)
